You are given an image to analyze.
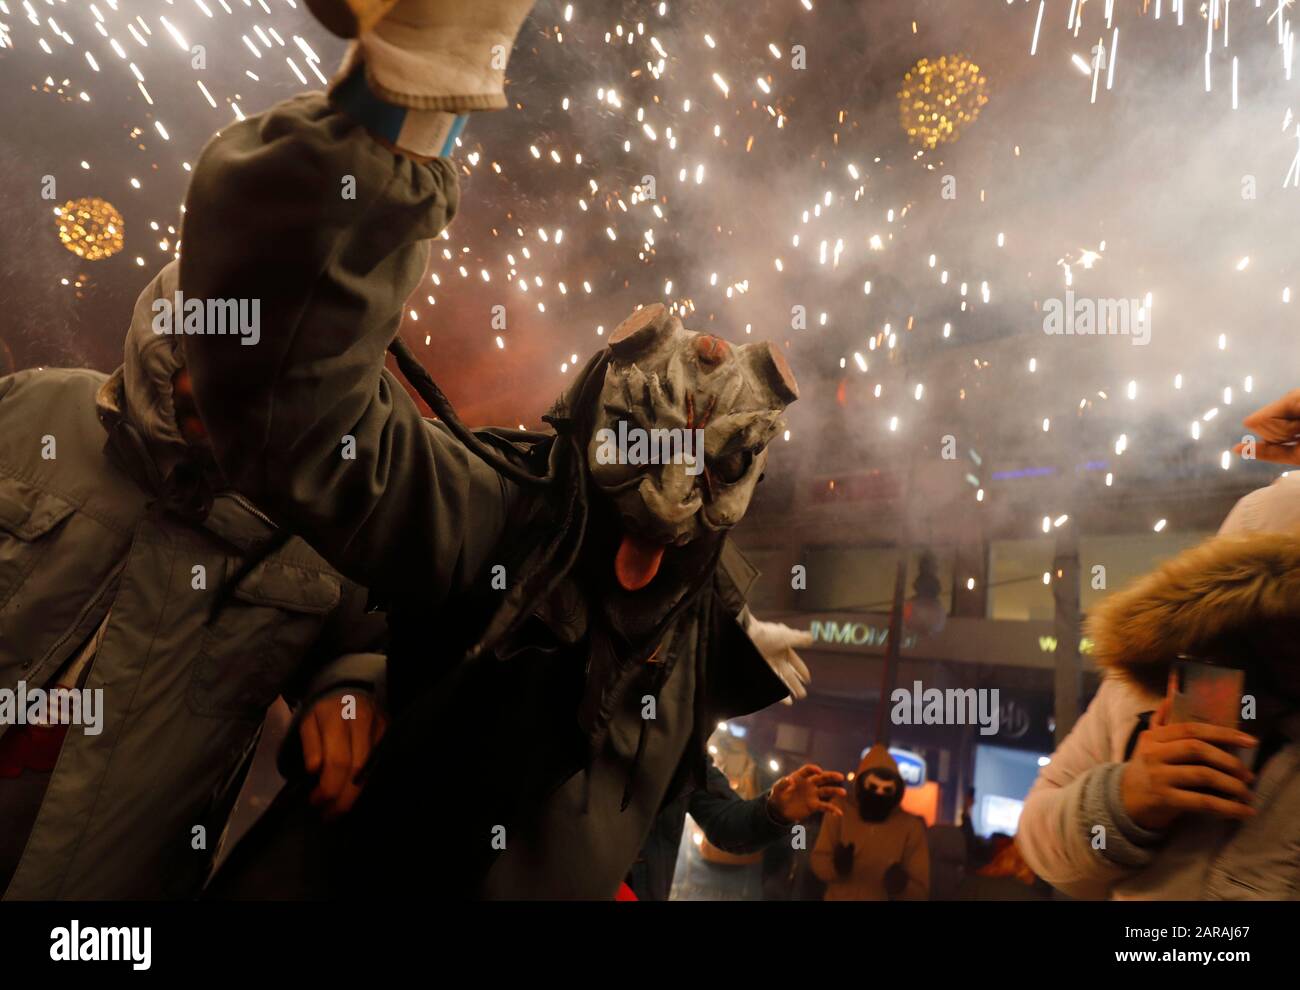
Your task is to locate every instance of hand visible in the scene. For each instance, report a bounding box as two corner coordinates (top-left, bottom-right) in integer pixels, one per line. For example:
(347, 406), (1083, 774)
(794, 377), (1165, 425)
(1236, 389), (1300, 465)
(832, 841), (855, 878)
(299, 690), (387, 819)
(883, 861), (909, 898)
(358, 0), (539, 110)
(1119, 694), (1257, 831)
(745, 613), (813, 703)
(768, 764), (846, 823)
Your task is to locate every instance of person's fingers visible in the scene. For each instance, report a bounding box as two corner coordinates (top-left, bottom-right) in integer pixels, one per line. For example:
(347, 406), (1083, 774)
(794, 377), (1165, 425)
(311, 711), (353, 807)
(331, 755), (365, 815)
(299, 708), (324, 774)
(817, 786), (848, 802)
(808, 770), (845, 783)
(1151, 695), (1173, 730)
(792, 764), (821, 780)
(349, 701), (375, 766)
(764, 653), (797, 688)
(777, 662), (808, 699)
(784, 628), (814, 649)
(1154, 738), (1255, 780)
(1149, 696), (1180, 732)
(1160, 764), (1256, 803)
(323, 701), (381, 815)
(1241, 390), (1300, 434)
(1164, 786), (1256, 820)
(776, 667), (801, 696)
(781, 646), (811, 681)
(809, 797), (842, 816)
(761, 620), (812, 648)
(1255, 441), (1300, 465)
(1236, 440), (1300, 466)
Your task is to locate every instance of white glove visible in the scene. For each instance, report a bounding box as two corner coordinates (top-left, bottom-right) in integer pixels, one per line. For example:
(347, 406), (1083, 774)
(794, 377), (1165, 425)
(743, 610), (813, 705)
(344, 0), (538, 111)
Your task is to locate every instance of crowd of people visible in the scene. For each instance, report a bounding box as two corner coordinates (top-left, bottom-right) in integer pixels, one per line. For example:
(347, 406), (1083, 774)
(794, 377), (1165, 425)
(2, 0), (1297, 903)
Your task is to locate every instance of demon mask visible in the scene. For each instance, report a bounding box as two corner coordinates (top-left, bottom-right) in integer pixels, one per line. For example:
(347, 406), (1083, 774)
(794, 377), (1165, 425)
(585, 304), (799, 591)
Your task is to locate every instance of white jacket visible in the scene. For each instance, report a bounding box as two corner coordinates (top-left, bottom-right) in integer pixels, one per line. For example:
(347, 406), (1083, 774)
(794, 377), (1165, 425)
(1017, 476), (1300, 899)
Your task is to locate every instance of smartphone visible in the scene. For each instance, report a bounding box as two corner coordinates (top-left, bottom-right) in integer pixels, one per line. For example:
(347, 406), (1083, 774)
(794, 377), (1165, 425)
(1171, 658), (1244, 728)
(1170, 656), (1254, 770)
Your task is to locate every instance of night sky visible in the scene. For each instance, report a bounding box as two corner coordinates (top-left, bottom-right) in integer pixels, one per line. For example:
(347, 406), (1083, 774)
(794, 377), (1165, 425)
(2, 0), (1297, 527)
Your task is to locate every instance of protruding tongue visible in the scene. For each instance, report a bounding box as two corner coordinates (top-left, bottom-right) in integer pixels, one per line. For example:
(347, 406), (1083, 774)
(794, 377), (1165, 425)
(615, 531), (666, 591)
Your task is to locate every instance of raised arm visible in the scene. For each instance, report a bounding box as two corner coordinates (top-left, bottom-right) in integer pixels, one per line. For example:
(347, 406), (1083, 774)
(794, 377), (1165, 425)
(179, 96), (513, 598)
(178, 2), (536, 597)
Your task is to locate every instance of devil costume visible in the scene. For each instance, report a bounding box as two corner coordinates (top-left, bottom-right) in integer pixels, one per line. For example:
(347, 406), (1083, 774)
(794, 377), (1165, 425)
(178, 93), (799, 898)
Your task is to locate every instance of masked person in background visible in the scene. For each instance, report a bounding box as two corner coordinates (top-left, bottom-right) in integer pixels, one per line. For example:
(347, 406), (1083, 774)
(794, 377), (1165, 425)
(176, 0), (809, 899)
(811, 744), (929, 900)
(0, 260), (386, 900)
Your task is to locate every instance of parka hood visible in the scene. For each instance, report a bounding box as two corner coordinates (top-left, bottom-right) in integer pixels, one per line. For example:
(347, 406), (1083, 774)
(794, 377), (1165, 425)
(1085, 531), (1300, 696)
(856, 743), (902, 780)
(97, 261), (192, 474)
(94, 261), (223, 522)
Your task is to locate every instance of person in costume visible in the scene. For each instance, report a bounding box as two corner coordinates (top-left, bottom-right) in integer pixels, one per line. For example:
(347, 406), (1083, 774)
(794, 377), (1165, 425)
(172, 0), (812, 898)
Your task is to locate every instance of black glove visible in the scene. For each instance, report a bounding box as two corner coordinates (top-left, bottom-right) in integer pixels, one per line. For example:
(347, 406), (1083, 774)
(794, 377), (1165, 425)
(884, 861), (909, 898)
(832, 841), (855, 877)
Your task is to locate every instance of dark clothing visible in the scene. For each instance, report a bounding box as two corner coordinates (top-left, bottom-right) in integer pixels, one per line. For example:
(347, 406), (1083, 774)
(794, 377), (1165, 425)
(0, 367), (382, 899)
(182, 94), (789, 899)
(631, 762), (788, 901)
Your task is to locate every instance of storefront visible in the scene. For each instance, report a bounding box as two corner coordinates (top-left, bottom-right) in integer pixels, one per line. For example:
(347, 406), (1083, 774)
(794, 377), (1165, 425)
(726, 610), (1095, 828)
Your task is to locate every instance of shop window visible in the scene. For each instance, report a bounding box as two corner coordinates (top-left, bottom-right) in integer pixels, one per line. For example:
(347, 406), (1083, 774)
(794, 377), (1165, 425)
(1079, 531), (1213, 612)
(800, 545), (954, 613)
(987, 538), (1056, 621)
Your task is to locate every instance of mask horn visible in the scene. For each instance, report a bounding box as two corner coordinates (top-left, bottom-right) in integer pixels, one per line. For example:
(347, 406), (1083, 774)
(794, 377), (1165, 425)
(744, 341), (800, 405)
(609, 303), (675, 359)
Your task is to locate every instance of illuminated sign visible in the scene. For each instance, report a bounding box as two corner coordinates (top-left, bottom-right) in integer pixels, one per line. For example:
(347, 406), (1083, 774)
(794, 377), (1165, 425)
(890, 748), (927, 786)
(860, 746), (928, 787)
(809, 619), (918, 650)
(1037, 635), (1094, 654)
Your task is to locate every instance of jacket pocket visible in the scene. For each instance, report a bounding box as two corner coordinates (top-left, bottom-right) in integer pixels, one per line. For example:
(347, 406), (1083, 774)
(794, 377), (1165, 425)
(187, 556), (341, 720)
(0, 474), (76, 612)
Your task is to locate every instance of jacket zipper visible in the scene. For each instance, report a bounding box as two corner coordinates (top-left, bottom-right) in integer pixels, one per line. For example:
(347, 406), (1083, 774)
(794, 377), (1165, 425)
(225, 491), (279, 531)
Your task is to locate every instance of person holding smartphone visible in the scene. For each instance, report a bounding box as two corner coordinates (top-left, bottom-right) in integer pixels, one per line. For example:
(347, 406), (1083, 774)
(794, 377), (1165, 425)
(1016, 468), (1300, 899)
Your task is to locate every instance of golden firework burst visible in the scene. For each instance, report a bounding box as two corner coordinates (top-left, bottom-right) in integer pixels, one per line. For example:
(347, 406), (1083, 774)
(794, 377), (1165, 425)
(898, 54), (989, 150)
(54, 196), (125, 260)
